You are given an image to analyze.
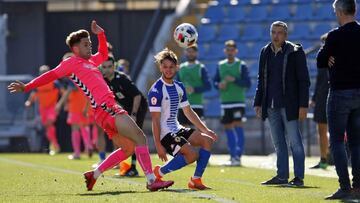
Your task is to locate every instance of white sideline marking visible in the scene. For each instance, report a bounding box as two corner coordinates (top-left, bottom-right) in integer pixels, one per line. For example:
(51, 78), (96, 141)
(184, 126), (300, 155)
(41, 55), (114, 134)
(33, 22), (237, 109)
(0, 157), (238, 203)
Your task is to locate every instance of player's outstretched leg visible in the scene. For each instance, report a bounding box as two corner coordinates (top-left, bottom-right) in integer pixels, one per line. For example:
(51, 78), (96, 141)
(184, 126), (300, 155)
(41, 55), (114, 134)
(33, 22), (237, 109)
(114, 114), (174, 191)
(187, 131), (214, 190)
(84, 134), (134, 191)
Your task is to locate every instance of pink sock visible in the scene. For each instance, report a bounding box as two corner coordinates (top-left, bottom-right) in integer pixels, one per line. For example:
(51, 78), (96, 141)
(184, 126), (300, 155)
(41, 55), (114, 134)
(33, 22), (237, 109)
(96, 148), (128, 173)
(71, 130), (81, 157)
(47, 125), (59, 149)
(135, 145), (153, 175)
(91, 125), (98, 146)
(80, 126), (92, 151)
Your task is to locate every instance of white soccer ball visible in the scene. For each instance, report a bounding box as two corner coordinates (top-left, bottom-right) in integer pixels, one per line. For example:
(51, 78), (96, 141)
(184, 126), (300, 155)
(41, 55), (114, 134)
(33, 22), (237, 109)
(173, 23), (198, 48)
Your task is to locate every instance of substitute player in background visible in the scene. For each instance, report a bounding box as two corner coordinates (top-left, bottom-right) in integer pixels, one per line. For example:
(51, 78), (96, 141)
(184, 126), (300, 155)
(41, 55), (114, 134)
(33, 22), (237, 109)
(101, 56), (148, 177)
(214, 40), (251, 166)
(8, 20), (173, 192)
(177, 45), (211, 127)
(149, 48), (217, 190)
(56, 80), (93, 160)
(25, 65), (60, 155)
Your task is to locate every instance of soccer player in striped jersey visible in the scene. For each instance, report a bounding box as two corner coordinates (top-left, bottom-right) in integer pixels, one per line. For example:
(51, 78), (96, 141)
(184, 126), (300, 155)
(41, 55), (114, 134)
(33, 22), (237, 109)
(8, 20), (173, 192)
(149, 48), (217, 190)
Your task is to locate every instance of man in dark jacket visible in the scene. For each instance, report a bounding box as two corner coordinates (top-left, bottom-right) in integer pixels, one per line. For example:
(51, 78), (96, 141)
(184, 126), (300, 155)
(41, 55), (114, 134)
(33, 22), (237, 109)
(317, 0), (360, 200)
(254, 21), (310, 187)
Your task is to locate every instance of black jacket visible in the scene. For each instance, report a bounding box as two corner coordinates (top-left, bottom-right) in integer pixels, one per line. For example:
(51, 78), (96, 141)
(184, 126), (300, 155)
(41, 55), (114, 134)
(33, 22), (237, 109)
(317, 21), (360, 90)
(254, 41), (310, 121)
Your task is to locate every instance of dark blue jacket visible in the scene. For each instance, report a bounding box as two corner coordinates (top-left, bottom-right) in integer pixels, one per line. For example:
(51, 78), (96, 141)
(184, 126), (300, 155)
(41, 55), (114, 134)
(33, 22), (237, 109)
(254, 41), (310, 121)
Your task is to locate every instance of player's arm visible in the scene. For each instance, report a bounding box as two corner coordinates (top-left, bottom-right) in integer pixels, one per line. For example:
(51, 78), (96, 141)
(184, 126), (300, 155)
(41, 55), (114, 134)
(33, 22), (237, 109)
(90, 20), (108, 66)
(148, 88), (167, 161)
(193, 67), (211, 93)
(150, 111), (168, 162)
(8, 61), (73, 93)
(317, 31), (335, 68)
(213, 66), (226, 90)
(233, 63), (251, 89)
(56, 88), (71, 113)
(182, 105), (217, 141)
(25, 91), (37, 107)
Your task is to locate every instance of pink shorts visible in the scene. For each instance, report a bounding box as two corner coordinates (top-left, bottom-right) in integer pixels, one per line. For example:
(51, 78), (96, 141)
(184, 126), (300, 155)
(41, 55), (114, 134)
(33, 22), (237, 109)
(67, 112), (88, 125)
(94, 101), (127, 139)
(39, 106), (57, 125)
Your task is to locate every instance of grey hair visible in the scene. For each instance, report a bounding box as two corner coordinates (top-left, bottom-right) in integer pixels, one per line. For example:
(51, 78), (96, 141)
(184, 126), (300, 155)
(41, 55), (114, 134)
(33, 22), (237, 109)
(270, 21), (288, 33)
(333, 0), (356, 15)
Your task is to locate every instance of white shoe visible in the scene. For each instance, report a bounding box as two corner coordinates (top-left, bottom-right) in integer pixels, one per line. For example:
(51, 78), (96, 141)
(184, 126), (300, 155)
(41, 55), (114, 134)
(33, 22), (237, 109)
(224, 158), (241, 166)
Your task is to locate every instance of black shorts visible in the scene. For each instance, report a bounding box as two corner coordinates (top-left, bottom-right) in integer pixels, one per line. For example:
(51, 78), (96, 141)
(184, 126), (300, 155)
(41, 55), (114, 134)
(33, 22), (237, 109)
(314, 98), (327, 123)
(221, 107), (245, 124)
(178, 108), (204, 126)
(160, 128), (195, 156)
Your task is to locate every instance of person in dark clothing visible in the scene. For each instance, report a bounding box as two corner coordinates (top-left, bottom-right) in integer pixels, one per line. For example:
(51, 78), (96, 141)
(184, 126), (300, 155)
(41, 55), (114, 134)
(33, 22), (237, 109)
(317, 0), (360, 200)
(254, 21), (310, 187)
(309, 68), (330, 169)
(101, 56), (148, 177)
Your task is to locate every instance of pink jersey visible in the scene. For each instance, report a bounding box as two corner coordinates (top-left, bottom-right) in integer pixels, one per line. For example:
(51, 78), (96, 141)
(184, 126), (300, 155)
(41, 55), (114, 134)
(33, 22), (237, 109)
(24, 32), (115, 110)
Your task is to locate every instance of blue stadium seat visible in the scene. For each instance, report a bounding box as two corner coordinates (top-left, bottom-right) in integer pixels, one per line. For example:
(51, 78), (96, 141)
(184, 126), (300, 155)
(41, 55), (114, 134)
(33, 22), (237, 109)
(204, 62), (218, 78)
(293, 4), (313, 21)
(268, 5), (291, 21)
(204, 98), (221, 117)
(197, 43), (208, 60)
(224, 6), (246, 23)
(314, 3), (335, 20)
(249, 43), (265, 59)
(310, 23), (333, 39)
(204, 6), (225, 23)
(288, 23), (312, 40)
(307, 60), (317, 77)
(205, 42), (225, 60)
(197, 24), (217, 43)
(248, 61), (259, 78)
(217, 24), (240, 41)
(245, 5), (268, 22)
(237, 42), (251, 59)
(241, 24), (266, 41)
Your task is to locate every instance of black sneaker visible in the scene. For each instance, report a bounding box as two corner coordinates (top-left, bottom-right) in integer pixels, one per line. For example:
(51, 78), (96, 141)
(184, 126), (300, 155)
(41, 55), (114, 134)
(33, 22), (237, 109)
(288, 177), (304, 187)
(124, 167), (139, 177)
(325, 188), (351, 200)
(261, 176), (288, 185)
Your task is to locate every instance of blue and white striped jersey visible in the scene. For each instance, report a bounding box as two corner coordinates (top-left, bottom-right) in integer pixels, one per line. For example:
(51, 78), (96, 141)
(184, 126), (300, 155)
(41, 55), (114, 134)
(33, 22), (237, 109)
(148, 78), (189, 140)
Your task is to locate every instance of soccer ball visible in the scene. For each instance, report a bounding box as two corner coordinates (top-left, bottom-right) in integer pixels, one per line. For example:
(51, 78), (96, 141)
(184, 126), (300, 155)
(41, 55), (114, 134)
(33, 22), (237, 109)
(173, 23), (198, 48)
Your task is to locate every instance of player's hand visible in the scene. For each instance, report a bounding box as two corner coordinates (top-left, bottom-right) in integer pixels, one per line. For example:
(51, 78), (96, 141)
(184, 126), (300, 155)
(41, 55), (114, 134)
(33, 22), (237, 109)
(299, 107), (308, 121)
(24, 100), (32, 107)
(205, 129), (218, 142)
(328, 56), (335, 68)
(186, 86), (194, 94)
(91, 20), (104, 35)
(218, 81), (227, 90)
(309, 100), (316, 108)
(156, 145), (168, 162)
(225, 76), (236, 82)
(254, 106), (262, 119)
(8, 80), (25, 93)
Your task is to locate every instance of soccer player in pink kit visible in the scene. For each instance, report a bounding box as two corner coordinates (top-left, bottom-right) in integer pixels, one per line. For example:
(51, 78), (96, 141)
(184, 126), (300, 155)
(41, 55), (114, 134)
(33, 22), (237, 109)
(8, 20), (174, 192)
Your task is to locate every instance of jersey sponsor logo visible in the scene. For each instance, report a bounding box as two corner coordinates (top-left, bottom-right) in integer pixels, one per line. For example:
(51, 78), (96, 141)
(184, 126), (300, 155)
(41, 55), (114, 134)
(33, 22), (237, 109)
(151, 97), (157, 105)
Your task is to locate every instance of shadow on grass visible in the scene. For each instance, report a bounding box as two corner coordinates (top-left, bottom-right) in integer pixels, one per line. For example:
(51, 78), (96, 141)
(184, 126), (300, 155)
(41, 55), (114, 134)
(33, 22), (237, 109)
(269, 185), (320, 189)
(78, 190), (148, 196)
